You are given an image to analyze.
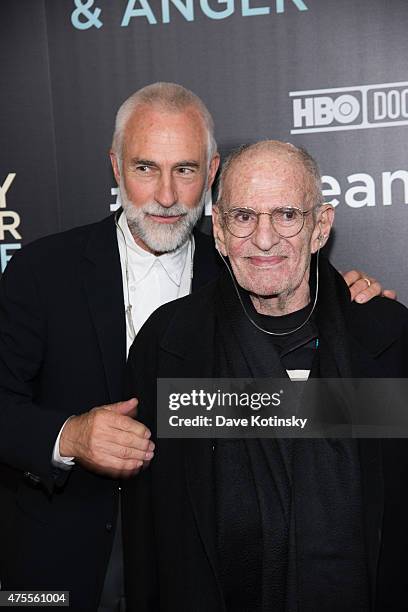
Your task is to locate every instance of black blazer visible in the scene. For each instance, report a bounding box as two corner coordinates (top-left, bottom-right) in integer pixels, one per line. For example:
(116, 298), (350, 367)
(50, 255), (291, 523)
(0, 213), (220, 611)
(123, 266), (408, 612)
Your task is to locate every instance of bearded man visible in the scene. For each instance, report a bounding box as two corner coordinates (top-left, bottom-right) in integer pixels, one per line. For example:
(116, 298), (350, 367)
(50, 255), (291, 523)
(123, 140), (408, 611)
(0, 82), (219, 612)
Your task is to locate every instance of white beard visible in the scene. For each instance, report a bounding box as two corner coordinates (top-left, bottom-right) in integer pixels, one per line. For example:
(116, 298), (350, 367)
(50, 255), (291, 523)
(120, 183), (206, 253)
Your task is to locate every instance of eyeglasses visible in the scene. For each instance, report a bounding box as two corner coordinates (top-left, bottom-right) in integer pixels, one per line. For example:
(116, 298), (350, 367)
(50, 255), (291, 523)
(223, 206), (316, 238)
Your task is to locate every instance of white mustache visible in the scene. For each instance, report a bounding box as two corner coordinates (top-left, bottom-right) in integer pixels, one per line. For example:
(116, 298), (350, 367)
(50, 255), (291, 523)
(142, 203), (188, 218)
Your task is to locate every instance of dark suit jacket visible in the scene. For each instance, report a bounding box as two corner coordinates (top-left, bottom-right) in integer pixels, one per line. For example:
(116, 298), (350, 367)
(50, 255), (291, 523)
(123, 265), (408, 612)
(0, 213), (220, 611)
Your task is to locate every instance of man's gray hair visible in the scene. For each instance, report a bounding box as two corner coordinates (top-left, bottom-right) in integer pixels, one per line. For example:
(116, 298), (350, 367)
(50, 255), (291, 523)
(112, 82), (217, 163)
(217, 140), (323, 211)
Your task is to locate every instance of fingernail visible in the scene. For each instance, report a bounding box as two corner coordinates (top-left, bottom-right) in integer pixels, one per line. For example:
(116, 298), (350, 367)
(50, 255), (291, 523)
(145, 451), (154, 460)
(144, 430), (151, 439)
(148, 441), (155, 451)
(356, 295), (366, 303)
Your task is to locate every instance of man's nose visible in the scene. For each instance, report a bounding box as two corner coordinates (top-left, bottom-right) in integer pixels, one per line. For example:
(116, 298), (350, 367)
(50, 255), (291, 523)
(251, 213), (280, 251)
(154, 173), (177, 208)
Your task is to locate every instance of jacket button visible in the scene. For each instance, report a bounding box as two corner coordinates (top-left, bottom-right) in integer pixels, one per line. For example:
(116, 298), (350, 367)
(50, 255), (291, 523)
(105, 522), (113, 532)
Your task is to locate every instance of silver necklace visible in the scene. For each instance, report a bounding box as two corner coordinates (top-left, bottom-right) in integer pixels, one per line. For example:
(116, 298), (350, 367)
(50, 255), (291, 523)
(218, 248), (320, 337)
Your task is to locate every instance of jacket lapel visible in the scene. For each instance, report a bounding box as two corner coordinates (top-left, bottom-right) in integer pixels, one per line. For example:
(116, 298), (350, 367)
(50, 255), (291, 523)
(81, 214), (126, 403)
(192, 230), (222, 291)
(79, 225), (217, 404)
(318, 259), (386, 607)
(159, 289), (223, 598)
(184, 436), (224, 602)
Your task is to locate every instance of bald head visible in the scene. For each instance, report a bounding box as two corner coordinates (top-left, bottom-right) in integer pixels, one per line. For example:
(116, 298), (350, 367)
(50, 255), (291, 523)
(217, 140), (323, 212)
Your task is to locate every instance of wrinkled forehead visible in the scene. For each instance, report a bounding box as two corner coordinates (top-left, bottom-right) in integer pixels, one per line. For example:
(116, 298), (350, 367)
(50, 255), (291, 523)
(223, 153), (312, 207)
(123, 104), (208, 151)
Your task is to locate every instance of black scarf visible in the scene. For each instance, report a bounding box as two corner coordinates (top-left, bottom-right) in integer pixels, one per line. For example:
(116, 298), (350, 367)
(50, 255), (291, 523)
(213, 256), (370, 612)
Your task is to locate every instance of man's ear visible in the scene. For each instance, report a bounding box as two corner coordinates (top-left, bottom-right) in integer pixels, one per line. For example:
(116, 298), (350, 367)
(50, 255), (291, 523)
(110, 150), (121, 185)
(212, 205), (228, 256)
(207, 153), (221, 191)
(311, 204), (335, 254)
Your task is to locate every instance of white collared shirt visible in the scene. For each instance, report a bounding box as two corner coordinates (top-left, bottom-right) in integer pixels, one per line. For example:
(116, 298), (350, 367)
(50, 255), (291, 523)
(116, 210), (194, 355)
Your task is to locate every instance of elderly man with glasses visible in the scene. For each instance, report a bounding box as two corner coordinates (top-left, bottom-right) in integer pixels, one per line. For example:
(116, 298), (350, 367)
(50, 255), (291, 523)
(123, 140), (408, 612)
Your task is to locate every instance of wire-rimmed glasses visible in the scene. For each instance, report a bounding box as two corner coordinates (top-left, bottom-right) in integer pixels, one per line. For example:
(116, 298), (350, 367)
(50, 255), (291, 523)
(223, 205), (316, 238)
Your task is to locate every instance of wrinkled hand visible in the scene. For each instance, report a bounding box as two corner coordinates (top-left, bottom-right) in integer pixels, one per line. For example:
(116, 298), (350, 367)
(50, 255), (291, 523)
(342, 270), (397, 304)
(59, 398), (154, 478)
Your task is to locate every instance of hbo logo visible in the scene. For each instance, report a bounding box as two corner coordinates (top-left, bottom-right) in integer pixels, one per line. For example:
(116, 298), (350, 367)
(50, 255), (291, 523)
(293, 94), (361, 128)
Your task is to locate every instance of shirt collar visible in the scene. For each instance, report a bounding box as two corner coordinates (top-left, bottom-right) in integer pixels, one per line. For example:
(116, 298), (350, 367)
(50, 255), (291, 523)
(117, 210), (191, 286)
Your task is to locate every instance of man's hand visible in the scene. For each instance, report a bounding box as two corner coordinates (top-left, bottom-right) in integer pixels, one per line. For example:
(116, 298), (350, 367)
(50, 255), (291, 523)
(342, 270), (397, 304)
(59, 398), (154, 478)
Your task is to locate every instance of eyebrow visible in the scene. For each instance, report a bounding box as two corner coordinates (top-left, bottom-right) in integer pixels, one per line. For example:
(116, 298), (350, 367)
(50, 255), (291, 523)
(129, 158), (200, 169)
(175, 160), (200, 168)
(130, 159), (157, 167)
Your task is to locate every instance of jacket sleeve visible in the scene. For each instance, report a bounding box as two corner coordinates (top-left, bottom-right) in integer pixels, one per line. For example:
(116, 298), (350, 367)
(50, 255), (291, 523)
(0, 249), (73, 491)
